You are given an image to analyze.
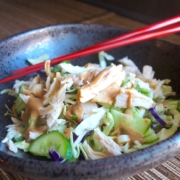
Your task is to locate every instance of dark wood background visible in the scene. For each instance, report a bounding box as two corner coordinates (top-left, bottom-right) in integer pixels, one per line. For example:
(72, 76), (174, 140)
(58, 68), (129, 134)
(0, 0), (180, 44)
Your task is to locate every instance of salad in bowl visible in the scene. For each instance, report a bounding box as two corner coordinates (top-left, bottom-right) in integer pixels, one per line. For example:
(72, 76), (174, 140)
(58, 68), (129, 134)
(1, 51), (180, 163)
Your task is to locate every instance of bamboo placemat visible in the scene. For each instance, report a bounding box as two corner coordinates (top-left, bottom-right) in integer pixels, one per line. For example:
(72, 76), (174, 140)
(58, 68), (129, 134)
(0, 0), (180, 179)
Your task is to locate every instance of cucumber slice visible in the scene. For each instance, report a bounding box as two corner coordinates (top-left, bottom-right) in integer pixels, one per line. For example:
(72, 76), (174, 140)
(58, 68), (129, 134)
(110, 108), (123, 128)
(144, 128), (154, 137)
(29, 131), (72, 160)
(110, 108), (151, 135)
(144, 132), (159, 144)
(144, 127), (159, 144)
(131, 108), (151, 135)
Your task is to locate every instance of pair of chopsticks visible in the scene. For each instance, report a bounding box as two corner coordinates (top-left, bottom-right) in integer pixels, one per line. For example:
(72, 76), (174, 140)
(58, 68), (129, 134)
(0, 15), (180, 84)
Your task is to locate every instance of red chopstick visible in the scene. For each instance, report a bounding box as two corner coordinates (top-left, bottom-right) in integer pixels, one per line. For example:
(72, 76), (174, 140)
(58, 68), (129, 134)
(13, 14), (180, 75)
(0, 16), (180, 84)
(0, 69), (41, 84)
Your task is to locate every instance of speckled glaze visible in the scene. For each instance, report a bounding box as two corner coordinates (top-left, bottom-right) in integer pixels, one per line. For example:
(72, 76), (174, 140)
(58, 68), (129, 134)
(0, 24), (180, 180)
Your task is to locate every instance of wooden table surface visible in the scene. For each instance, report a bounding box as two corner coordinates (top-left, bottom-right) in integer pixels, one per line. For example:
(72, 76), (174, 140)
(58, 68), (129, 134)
(0, 0), (180, 180)
(0, 0), (180, 44)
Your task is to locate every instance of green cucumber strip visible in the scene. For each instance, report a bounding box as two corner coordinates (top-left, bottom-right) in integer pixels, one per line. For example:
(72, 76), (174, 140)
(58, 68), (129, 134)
(103, 112), (114, 136)
(144, 128), (154, 137)
(19, 84), (27, 93)
(135, 85), (149, 97)
(14, 95), (26, 115)
(144, 132), (159, 144)
(110, 108), (123, 128)
(14, 136), (24, 142)
(131, 108), (151, 135)
(177, 101), (180, 112)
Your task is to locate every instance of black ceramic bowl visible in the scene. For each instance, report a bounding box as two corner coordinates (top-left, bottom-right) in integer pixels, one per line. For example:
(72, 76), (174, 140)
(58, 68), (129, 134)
(0, 24), (180, 180)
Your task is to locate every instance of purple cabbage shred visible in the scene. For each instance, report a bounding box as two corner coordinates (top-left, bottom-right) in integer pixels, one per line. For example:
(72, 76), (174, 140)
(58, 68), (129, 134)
(73, 131), (93, 143)
(49, 149), (66, 163)
(149, 107), (167, 127)
(81, 130), (93, 143)
(72, 132), (78, 142)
